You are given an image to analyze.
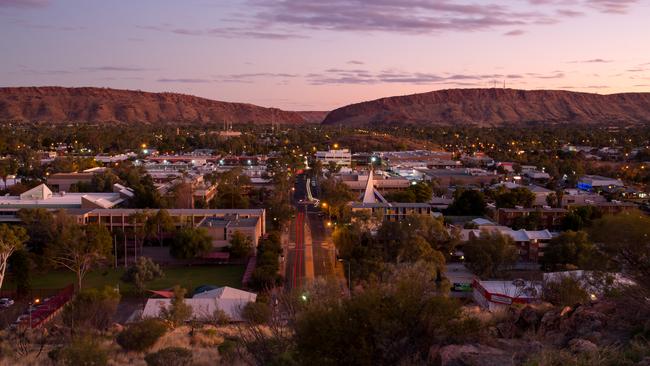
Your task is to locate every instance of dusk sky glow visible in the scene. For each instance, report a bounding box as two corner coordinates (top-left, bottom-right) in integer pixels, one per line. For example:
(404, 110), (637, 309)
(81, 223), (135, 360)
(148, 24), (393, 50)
(2, 0), (649, 110)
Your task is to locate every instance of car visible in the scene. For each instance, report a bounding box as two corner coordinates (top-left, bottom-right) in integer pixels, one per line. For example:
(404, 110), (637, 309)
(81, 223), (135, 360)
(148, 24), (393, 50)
(0, 298), (14, 308)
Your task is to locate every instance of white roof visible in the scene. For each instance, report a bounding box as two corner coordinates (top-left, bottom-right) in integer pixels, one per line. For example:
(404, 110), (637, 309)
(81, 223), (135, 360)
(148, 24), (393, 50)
(477, 280), (541, 299)
(193, 286), (257, 302)
(471, 218), (494, 226)
(142, 286), (257, 322)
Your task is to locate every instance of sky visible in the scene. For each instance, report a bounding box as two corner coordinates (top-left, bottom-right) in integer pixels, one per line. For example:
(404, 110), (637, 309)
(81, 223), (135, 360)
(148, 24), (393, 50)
(1, 0), (650, 110)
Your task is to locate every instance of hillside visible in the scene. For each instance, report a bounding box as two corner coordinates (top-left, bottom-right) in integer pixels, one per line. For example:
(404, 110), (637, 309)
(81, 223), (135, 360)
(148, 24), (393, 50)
(0, 86), (307, 124)
(322, 88), (650, 126)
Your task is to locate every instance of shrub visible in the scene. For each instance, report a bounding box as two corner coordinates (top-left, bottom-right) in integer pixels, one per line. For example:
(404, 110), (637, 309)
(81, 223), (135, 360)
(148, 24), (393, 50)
(62, 286), (121, 330)
(543, 276), (590, 307)
(144, 347), (193, 366)
(116, 319), (168, 352)
(48, 337), (108, 366)
(121, 257), (164, 293)
(160, 286), (192, 327)
(217, 338), (238, 362)
(241, 301), (271, 325)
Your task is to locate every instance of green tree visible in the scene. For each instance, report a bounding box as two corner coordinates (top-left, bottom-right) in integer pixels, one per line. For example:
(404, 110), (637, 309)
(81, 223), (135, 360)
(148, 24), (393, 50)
(541, 230), (596, 271)
(63, 286), (121, 330)
(116, 318), (168, 352)
(49, 336), (108, 366)
(0, 158), (18, 190)
(161, 285), (193, 327)
(169, 227), (213, 259)
(494, 187), (535, 208)
(294, 263), (480, 365)
(543, 275), (590, 307)
(122, 257), (164, 294)
(229, 231), (253, 259)
(446, 189), (486, 216)
(46, 217), (113, 289)
(8, 249), (31, 297)
(0, 224), (28, 290)
(463, 231), (518, 278)
(145, 209), (176, 247)
(589, 212), (650, 290)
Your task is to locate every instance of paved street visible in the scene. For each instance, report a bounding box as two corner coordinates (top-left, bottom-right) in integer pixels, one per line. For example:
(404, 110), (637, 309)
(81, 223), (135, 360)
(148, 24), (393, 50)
(284, 174), (336, 291)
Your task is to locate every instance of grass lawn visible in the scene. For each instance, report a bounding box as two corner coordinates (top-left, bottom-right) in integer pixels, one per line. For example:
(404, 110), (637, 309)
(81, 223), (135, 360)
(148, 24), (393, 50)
(4, 265), (245, 297)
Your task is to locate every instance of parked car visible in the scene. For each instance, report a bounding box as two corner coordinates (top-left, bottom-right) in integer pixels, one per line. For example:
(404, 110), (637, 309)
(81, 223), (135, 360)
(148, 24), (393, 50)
(0, 298), (14, 308)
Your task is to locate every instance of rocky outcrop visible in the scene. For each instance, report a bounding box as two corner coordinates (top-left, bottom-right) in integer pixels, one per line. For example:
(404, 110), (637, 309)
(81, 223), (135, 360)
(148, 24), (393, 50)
(0, 87), (308, 124)
(322, 88), (650, 127)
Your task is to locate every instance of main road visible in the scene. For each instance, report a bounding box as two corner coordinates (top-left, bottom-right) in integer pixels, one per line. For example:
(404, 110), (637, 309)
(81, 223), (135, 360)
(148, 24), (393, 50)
(284, 174), (336, 290)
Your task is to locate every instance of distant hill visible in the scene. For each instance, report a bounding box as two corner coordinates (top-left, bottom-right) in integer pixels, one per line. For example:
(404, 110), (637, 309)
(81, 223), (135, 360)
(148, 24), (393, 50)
(0, 86), (308, 124)
(294, 111), (329, 124)
(322, 88), (650, 127)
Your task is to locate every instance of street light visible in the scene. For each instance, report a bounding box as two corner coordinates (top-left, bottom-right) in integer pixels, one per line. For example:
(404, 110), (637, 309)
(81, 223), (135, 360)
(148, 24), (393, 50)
(337, 258), (351, 295)
(29, 298), (40, 328)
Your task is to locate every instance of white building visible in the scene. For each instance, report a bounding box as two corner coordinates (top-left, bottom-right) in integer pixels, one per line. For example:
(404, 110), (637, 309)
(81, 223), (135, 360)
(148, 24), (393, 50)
(142, 286), (257, 322)
(315, 149), (352, 167)
(473, 279), (541, 311)
(0, 183), (128, 210)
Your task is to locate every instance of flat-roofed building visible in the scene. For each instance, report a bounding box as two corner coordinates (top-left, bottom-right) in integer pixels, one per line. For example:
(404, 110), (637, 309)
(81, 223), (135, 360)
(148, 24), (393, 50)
(473, 279), (541, 311)
(340, 172), (410, 193)
(495, 207), (567, 230)
(0, 184), (127, 212)
(47, 172), (95, 192)
(315, 149), (351, 167)
(577, 175), (624, 191)
(199, 215), (264, 248)
(418, 168), (499, 187)
(351, 202), (442, 222)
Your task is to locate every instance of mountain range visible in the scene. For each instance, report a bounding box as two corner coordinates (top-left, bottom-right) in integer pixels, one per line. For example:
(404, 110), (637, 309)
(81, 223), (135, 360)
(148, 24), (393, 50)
(0, 86), (308, 124)
(2, 86), (650, 126)
(322, 88), (650, 126)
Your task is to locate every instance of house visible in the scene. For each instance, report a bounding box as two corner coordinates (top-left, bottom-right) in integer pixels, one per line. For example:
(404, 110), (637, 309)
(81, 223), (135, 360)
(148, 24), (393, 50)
(577, 175), (624, 191)
(495, 207), (567, 230)
(199, 215), (264, 248)
(472, 279), (541, 311)
(462, 226), (554, 262)
(142, 286), (256, 322)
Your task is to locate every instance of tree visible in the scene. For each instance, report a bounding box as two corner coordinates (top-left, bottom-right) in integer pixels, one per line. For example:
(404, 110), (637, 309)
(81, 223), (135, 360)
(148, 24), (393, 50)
(446, 189), (486, 216)
(161, 286), (193, 327)
(293, 263), (480, 365)
(116, 318), (168, 352)
(589, 212), (650, 290)
(463, 231), (518, 278)
(230, 231), (253, 258)
(543, 275), (590, 307)
(63, 286), (121, 330)
(8, 249), (31, 297)
(0, 224), (28, 290)
(0, 158), (18, 190)
(169, 227), (213, 259)
(46, 216), (113, 289)
(122, 257), (164, 294)
(145, 209), (175, 247)
(494, 187), (535, 208)
(540, 230), (596, 271)
(49, 336), (109, 366)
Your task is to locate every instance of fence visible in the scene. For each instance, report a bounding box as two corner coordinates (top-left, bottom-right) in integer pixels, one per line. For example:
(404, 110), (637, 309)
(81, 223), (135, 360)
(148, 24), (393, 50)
(10, 284), (75, 329)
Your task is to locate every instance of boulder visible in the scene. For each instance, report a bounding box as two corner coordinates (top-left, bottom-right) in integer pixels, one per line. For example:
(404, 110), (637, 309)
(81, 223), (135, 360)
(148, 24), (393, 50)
(496, 321), (517, 339)
(431, 344), (515, 366)
(568, 338), (598, 354)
